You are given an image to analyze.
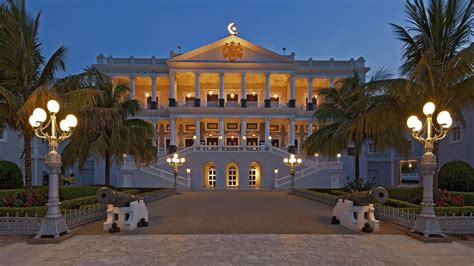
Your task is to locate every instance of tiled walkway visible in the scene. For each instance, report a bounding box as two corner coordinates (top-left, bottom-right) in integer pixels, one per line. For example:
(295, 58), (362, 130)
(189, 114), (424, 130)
(1, 234), (473, 265)
(76, 190), (402, 235)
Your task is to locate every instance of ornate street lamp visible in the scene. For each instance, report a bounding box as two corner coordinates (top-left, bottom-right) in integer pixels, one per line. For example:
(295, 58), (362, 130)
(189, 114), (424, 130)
(407, 102), (452, 238)
(167, 153), (185, 195)
(29, 99), (78, 238)
(283, 154), (302, 194)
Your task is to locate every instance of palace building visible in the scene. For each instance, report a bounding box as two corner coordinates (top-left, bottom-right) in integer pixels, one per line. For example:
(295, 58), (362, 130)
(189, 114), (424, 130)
(91, 24), (371, 189)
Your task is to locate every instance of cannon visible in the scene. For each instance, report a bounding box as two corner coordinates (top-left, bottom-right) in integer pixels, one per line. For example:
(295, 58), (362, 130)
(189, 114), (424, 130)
(96, 187), (140, 207)
(343, 187), (389, 206)
(332, 187), (389, 232)
(96, 187), (149, 232)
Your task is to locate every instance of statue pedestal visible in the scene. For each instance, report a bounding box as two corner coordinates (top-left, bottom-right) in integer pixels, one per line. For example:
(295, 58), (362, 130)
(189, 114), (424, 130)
(103, 200), (149, 231)
(333, 199), (380, 231)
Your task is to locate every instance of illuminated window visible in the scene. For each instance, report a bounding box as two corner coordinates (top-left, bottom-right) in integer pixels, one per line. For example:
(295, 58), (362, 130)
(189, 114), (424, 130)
(228, 166), (238, 187)
(208, 166), (216, 188)
(249, 167), (257, 187)
(399, 160), (419, 185)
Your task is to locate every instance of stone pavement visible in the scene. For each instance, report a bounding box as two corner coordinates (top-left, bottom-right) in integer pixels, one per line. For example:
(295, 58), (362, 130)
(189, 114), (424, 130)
(76, 191), (402, 235)
(0, 234), (473, 265)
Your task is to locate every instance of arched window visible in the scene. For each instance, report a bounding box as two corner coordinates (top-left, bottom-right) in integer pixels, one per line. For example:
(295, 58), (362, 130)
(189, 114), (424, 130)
(249, 166), (257, 187)
(208, 166), (216, 188)
(228, 166), (237, 187)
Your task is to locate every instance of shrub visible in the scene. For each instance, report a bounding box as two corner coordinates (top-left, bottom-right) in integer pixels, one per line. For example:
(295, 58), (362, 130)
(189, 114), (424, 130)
(384, 198), (419, 208)
(60, 195), (97, 209)
(0, 206), (47, 217)
(1, 191), (46, 207)
(386, 187), (423, 204)
(451, 191), (474, 206)
(438, 160), (474, 192)
(0, 161), (23, 189)
(435, 190), (465, 207)
(59, 186), (99, 201)
(343, 176), (377, 192)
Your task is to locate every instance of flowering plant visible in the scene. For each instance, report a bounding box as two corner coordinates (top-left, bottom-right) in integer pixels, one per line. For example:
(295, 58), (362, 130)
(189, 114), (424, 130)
(435, 190), (464, 207)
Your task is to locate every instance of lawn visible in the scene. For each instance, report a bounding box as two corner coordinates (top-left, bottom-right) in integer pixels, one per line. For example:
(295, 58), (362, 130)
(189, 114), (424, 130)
(0, 186), (164, 216)
(309, 187), (474, 216)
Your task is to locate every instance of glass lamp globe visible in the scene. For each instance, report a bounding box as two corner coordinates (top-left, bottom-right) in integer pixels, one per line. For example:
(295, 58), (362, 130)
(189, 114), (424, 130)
(437, 111), (452, 128)
(47, 100), (60, 113)
(290, 154), (295, 159)
(180, 158), (185, 163)
(173, 153), (178, 159)
(414, 119), (423, 131)
(422, 102), (435, 115)
(59, 120), (70, 132)
(296, 158), (302, 164)
(283, 158), (288, 163)
(337, 153), (342, 158)
(33, 108), (47, 123)
(166, 158), (172, 163)
(29, 115), (39, 127)
(406, 115), (419, 129)
(65, 114), (78, 128)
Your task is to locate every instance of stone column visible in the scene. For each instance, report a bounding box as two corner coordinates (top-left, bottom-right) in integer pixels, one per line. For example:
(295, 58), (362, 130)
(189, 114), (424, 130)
(307, 77), (314, 111)
(169, 71), (177, 107)
(264, 117), (270, 145)
(219, 72), (225, 107)
(241, 117), (247, 146)
(241, 73), (247, 107)
(264, 73), (271, 108)
(289, 74), (295, 108)
(194, 117), (200, 145)
(288, 118), (296, 153)
(194, 72), (201, 107)
(307, 120), (313, 136)
(219, 118), (225, 145)
(329, 78), (334, 88)
(169, 116), (177, 153)
(129, 74), (135, 100)
(150, 74), (157, 109)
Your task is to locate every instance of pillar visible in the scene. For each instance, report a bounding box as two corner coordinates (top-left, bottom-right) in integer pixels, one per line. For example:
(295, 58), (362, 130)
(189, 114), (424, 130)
(307, 120), (313, 136)
(288, 75), (295, 108)
(194, 118), (200, 145)
(307, 77), (314, 111)
(152, 122), (157, 155)
(169, 117), (177, 153)
(194, 72), (201, 107)
(264, 117), (270, 145)
(219, 72), (225, 107)
(264, 73), (271, 108)
(169, 71), (177, 107)
(150, 74), (157, 109)
(219, 118), (225, 145)
(241, 73), (247, 107)
(129, 74), (135, 100)
(288, 118), (296, 153)
(241, 117), (247, 146)
(329, 78), (334, 88)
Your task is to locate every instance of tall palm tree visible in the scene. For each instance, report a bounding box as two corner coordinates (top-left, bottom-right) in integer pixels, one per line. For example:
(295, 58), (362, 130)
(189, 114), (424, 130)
(303, 72), (411, 188)
(361, 0), (473, 190)
(0, 0), (68, 199)
(62, 68), (156, 186)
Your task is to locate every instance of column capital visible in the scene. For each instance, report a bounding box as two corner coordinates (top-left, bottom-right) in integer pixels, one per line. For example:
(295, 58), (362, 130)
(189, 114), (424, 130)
(219, 72), (225, 78)
(264, 72), (271, 79)
(129, 73), (136, 79)
(241, 116), (247, 120)
(195, 72), (201, 77)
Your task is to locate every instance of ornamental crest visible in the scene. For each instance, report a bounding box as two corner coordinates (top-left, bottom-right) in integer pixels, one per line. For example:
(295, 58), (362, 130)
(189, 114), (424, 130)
(222, 41), (243, 62)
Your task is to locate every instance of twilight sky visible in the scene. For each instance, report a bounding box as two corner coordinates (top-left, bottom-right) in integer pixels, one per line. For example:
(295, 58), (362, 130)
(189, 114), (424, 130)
(29, 0), (408, 77)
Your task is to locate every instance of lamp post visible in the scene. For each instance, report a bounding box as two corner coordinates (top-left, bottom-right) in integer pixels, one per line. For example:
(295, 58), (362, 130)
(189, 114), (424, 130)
(283, 154), (302, 194)
(167, 153), (185, 195)
(29, 99), (78, 238)
(407, 102), (452, 238)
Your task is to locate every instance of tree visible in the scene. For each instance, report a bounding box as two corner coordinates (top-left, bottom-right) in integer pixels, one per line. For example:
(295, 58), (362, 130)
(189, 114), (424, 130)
(62, 68), (156, 186)
(364, 0), (473, 190)
(0, 0), (68, 199)
(303, 72), (410, 188)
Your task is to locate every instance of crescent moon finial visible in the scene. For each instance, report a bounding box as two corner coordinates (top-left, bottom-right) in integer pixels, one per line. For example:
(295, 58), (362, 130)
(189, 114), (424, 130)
(227, 23), (237, 35)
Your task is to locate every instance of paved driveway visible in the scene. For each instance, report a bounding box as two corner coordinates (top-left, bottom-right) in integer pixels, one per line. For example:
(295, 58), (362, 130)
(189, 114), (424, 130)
(77, 191), (402, 234)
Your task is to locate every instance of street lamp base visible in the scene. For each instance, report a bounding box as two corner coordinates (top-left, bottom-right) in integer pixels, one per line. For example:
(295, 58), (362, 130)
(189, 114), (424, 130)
(411, 214), (446, 238)
(35, 216), (71, 239)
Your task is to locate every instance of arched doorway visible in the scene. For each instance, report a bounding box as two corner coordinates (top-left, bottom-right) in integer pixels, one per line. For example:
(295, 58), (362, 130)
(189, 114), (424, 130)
(203, 162), (217, 188)
(226, 162), (239, 188)
(249, 162), (262, 188)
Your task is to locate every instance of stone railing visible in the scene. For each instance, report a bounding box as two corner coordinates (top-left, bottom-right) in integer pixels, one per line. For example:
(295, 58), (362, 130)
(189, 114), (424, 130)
(0, 189), (173, 235)
(294, 189), (474, 235)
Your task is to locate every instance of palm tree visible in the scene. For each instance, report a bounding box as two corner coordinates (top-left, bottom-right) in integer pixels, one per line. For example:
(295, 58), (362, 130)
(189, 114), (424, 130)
(0, 0), (68, 199)
(62, 68), (156, 186)
(303, 72), (411, 188)
(363, 0), (473, 190)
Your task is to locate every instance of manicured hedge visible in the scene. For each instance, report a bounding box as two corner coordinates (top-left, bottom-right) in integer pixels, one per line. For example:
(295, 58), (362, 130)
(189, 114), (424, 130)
(60, 196), (97, 209)
(0, 161), (23, 189)
(438, 160), (474, 192)
(59, 186), (99, 200)
(386, 187), (423, 204)
(401, 206), (474, 216)
(451, 191), (474, 206)
(0, 206), (47, 217)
